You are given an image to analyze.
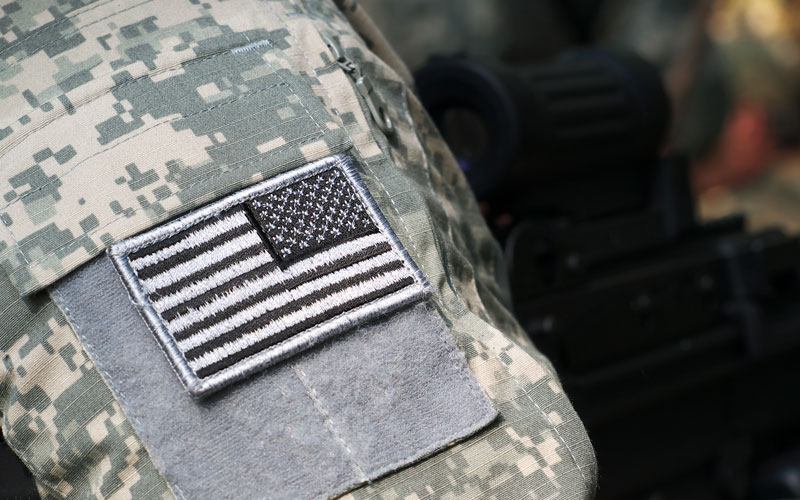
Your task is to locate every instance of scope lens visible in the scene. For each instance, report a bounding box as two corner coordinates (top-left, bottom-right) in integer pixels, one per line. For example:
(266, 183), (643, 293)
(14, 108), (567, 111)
(438, 106), (489, 173)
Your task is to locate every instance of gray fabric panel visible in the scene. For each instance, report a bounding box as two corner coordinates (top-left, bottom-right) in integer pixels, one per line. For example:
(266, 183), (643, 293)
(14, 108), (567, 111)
(50, 254), (496, 500)
(292, 310), (493, 479)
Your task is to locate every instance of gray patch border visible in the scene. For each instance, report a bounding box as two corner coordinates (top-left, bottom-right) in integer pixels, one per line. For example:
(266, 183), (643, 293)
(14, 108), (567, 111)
(109, 154), (431, 398)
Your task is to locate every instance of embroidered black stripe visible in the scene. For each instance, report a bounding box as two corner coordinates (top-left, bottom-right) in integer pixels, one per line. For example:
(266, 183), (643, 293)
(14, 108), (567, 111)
(128, 206), (248, 261)
(161, 240), (392, 323)
(177, 257), (405, 346)
(133, 222), (258, 280)
(144, 244), (267, 298)
(194, 276), (416, 378)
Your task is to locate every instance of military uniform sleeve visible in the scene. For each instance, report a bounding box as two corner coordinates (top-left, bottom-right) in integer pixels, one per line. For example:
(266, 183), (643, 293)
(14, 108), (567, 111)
(0, 1), (598, 498)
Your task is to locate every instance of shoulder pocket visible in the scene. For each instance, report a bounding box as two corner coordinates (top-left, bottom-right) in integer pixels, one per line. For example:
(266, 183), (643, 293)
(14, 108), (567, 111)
(49, 154), (496, 500)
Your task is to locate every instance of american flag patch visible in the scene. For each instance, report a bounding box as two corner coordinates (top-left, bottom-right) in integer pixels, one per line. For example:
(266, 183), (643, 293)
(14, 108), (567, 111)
(110, 155), (428, 397)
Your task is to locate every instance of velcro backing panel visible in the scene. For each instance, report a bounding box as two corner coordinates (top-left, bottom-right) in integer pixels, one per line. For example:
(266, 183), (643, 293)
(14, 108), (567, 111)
(50, 253), (496, 500)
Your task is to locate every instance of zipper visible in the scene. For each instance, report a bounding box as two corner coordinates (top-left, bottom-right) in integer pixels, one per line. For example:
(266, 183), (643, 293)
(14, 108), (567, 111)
(323, 36), (394, 135)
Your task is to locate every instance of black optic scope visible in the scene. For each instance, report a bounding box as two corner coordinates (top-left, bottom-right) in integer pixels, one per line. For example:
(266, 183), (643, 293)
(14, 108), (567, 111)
(415, 50), (671, 199)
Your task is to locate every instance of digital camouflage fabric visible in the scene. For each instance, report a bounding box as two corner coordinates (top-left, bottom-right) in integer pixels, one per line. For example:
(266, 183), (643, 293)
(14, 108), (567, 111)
(0, 0), (351, 295)
(0, 0), (598, 498)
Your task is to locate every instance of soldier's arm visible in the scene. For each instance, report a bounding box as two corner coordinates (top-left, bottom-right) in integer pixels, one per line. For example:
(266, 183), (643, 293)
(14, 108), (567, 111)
(0, 1), (597, 498)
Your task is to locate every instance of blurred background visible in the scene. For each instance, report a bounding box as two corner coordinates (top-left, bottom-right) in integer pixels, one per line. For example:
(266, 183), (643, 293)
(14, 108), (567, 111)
(360, 0), (800, 499)
(365, 0), (800, 231)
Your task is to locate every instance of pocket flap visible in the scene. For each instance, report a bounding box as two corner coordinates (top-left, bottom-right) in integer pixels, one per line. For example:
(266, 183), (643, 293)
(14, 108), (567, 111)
(0, 0), (351, 295)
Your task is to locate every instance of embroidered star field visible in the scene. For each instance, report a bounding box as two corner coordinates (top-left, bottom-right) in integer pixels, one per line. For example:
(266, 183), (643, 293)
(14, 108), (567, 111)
(247, 168), (377, 260)
(109, 156), (428, 397)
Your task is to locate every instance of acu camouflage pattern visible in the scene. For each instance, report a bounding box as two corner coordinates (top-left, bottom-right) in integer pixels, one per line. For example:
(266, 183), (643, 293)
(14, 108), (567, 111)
(0, 0), (598, 498)
(0, 0), (351, 295)
(0, 269), (172, 500)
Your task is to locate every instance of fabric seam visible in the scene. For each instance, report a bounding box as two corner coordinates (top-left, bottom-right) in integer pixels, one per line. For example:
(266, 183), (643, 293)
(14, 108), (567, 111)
(0, 0), (112, 58)
(1, 44), (271, 155)
(277, 8), (594, 493)
(2, 81), (290, 211)
(293, 365), (367, 482)
(1, 31), (349, 291)
(0, 0), (154, 79)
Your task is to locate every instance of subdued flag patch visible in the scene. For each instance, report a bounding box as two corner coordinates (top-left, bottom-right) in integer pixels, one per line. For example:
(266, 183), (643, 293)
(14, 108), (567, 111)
(110, 155), (428, 397)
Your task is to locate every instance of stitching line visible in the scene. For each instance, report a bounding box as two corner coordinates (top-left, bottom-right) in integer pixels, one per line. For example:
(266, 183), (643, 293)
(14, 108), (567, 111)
(4, 223), (29, 266)
(293, 365), (367, 481)
(1, 81), (289, 211)
(274, 5), (593, 495)
(236, 31), (325, 140)
(0, 0), (155, 78)
(2, 33), (337, 278)
(2, 60), (336, 271)
(3, 130), (328, 274)
(2, 86), (301, 266)
(0, 48), (243, 153)
(0, 0), (113, 57)
(494, 347), (591, 491)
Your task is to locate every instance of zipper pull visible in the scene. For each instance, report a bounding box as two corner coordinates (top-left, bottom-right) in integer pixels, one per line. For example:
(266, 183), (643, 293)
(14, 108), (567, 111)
(323, 36), (394, 135)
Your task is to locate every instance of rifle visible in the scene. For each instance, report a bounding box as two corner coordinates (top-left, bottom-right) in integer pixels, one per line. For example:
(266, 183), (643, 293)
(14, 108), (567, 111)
(416, 50), (800, 499)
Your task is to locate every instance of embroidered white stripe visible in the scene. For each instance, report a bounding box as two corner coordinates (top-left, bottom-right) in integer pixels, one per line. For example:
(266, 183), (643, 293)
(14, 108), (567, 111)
(174, 249), (403, 349)
(140, 231), (267, 292)
(164, 266), (285, 333)
(165, 247), (399, 335)
(129, 211), (250, 270)
(150, 251), (273, 313)
(149, 232), (386, 313)
(188, 269), (419, 370)
(283, 232), (385, 276)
